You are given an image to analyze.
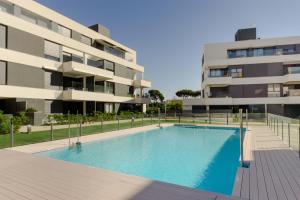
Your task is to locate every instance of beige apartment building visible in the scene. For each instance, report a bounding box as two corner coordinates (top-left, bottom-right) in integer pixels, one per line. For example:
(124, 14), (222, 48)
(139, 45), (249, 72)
(0, 0), (151, 124)
(184, 28), (300, 117)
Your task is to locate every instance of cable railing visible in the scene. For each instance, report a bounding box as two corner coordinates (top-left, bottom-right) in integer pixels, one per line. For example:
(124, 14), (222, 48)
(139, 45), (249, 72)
(267, 113), (300, 157)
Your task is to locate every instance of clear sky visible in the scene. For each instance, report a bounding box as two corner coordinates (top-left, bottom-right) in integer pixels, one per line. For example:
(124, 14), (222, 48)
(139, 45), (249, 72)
(38, 0), (300, 98)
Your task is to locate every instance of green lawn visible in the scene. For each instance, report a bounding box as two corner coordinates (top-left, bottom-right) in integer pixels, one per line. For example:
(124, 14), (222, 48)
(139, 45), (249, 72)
(0, 119), (160, 149)
(0, 117), (255, 149)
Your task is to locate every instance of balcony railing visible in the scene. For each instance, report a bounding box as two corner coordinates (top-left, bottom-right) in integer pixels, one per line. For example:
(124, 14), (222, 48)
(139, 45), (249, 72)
(288, 89), (300, 96)
(288, 67), (300, 74)
(0, 3), (133, 62)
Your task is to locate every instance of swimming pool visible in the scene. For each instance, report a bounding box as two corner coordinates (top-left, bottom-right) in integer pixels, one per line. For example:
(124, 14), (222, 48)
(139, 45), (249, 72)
(38, 125), (242, 195)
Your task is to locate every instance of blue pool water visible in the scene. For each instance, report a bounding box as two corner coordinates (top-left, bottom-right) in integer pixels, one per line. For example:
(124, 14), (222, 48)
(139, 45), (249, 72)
(38, 125), (241, 195)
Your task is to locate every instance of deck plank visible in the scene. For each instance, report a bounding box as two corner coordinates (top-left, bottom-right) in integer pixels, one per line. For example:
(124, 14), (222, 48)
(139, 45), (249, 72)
(232, 168), (244, 197)
(268, 150), (299, 200)
(0, 149), (227, 200)
(240, 168), (250, 199)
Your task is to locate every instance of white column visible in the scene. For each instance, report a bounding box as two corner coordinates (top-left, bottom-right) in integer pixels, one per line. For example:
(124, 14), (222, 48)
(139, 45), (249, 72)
(83, 76), (86, 91)
(83, 53), (87, 65)
(142, 104), (147, 113)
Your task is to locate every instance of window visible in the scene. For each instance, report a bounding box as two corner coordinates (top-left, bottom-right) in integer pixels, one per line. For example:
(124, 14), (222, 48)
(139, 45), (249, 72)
(227, 50), (236, 58)
(44, 40), (61, 61)
(283, 46), (296, 55)
(0, 24), (6, 48)
(106, 82), (114, 94)
(104, 46), (125, 58)
(268, 84), (281, 97)
(230, 68), (243, 78)
(263, 47), (275, 56)
(95, 81), (105, 93)
(104, 60), (115, 72)
(81, 35), (92, 46)
(20, 9), (37, 24)
(62, 52), (72, 62)
(0, 61), (6, 85)
(288, 66), (300, 74)
(87, 59), (103, 69)
(57, 25), (71, 38)
(105, 103), (114, 113)
(254, 48), (264, 56)
(72, 55), (83, 63)
(235, 49), (247, 57)
(20, 8), (51, 29)
(210, 69), (227, 77)
(0, 0), (13, 14)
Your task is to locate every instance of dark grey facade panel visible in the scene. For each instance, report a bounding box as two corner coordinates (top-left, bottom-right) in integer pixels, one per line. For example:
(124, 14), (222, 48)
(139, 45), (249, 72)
(210, 87), (229, 97)
(45, 100), (63, 114)
(7, 26), (44, 57)
(71, 30), (81, 42)
(44, 70), (63, 90)
(0, 24), (6, 48)
(86, 76), (95, 92)
(114, 83), (133, 97)
(235, 28), (256, 41)
(229, 84), (267, 98)
(7, 62), (45, 88)
(229, 62), (284, 77)
(267, 104), (284, 116)
(114, 63), (135, 79)
(16, 98), (45, 112)
(0, 61), (6, 85)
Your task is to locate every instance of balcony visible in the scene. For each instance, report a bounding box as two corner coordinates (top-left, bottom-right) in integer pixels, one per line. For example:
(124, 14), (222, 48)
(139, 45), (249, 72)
(62, 61), (113, 80)
(62, 88), (134, 102)
(288, 89), (300, 96)
(133, 80), (151, 88)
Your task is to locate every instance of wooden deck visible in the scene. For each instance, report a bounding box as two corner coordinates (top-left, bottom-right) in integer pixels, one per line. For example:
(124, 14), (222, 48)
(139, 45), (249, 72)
(233, 126), (300, 200)
(0, 150), (236, 200)
(2, 124), (300, 200)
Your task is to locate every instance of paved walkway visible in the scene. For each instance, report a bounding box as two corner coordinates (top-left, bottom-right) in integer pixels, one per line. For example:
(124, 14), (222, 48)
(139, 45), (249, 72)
(233, 126), (300, 200)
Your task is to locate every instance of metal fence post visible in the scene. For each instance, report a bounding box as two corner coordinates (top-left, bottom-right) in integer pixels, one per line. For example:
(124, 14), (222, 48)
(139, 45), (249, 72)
(281, 121), (284, 140)
(208, 112), (211, 124)
(79, 120), (82, 137)
(158, 109), (161, 127)
(10, 118), (14, 147)
(68, 111), (71, 146)
(288, 123), (290, 147)
(277, 118), (279, 136)
(142, 115), (144, 126)
(193, 116), (195, 124)
(100, 118), (103, 132)
(246, 109), (248, 130)
(227, 112), (229, 125)
(131, 117), (134, 128)
(151, 114), (153, 125)
(117, 117), (120, 130)
(50, 122), (54, 141)
(178, 115), (181, 124)
(239, 109), (244, 167)
(298, 119), (300, 158)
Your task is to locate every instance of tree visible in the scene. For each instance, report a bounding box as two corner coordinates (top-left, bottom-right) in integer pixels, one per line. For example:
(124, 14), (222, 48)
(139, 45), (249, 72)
(191, 90), (201, 97)
(148, 89), (165, 103)
(176, 89), (201, 98)
(166, 100), (182, 113)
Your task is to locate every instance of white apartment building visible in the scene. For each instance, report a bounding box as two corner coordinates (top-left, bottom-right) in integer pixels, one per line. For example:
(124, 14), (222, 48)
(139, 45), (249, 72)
(0, 0), (151, 124)
(184, 28), (300, 118)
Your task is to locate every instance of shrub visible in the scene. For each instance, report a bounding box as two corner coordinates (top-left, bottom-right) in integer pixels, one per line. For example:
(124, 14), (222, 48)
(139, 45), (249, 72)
(0, 110), (28, 134)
